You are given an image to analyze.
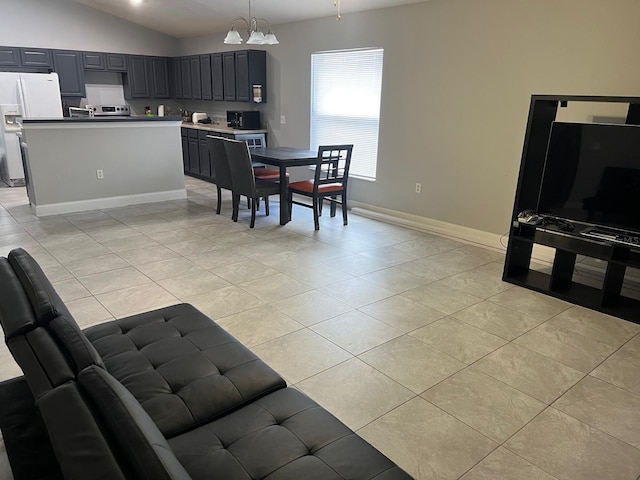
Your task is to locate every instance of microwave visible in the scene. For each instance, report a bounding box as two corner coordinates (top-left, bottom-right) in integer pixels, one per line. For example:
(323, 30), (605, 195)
(227, 111), (261, 130)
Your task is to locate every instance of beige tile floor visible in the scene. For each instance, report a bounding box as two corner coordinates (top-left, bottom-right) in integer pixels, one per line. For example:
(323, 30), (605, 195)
(1, 176), (640, 480)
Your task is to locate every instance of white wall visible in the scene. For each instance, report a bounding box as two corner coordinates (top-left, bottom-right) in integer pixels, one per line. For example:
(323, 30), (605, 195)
(0, 0), (176, 56)
(178, 0), (640, 235)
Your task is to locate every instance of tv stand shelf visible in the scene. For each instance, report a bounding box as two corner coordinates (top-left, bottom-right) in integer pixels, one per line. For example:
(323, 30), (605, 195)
(506, 223), (640, 324)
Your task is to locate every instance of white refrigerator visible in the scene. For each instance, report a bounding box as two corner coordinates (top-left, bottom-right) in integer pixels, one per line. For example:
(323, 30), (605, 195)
(0, 72), (63, 186)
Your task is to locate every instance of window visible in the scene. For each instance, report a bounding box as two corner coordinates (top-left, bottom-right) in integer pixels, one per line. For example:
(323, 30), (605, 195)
(310, 48), (384, 180)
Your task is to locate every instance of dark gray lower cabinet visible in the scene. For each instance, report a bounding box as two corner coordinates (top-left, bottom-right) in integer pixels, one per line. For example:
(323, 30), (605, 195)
(52, 50), (85, 97)
(188, 137), (200, 175)
(198, 131), (213, 180)
(181, 128), (189, 173)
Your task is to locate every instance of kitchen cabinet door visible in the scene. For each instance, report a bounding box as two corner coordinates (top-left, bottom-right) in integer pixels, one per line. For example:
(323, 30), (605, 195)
(181, 129), (189, 173)
(188, 137), (200, 175)
(0, 47), (21, 67)
(211, 53), (224, 101)
(199, 139), (212, 178)
(235, 50), (266, 103)
(190, 56), (202, 100)
(171, 57), (182, 99)
(200, 54), (212, 101)
(83, 52), (106, 70)
(20, 48), (52, 68)
(52, 50), (86, 97)
(106, 54), (127, 72)
(124, 56), (150, 99)
(181, 57), (192, 99)
(223, 52), (236, 101)
(149, 57), (170, 99)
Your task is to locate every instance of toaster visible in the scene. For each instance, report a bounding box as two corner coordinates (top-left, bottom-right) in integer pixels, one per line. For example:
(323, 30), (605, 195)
(192, 112), (207, 123)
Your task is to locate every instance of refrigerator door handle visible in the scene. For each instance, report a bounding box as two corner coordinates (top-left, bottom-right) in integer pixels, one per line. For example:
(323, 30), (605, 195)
(17, 78), (29, 118)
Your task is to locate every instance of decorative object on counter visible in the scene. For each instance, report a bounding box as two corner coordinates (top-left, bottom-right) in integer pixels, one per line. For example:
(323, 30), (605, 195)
(224, 0), (279, 45)
(144, 106), (152, 116)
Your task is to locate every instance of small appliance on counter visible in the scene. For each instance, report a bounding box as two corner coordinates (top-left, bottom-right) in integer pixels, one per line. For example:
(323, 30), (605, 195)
(69, 107), (92, 118)
(227, 111), (261, 130)
(192, 112), (207, 123)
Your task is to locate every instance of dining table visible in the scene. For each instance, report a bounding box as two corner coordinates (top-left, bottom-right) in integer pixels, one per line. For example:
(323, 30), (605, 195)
(250, 146), (318, 225)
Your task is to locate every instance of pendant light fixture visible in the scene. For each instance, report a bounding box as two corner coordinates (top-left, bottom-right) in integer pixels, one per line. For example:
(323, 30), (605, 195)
(224, 0), (279, 45)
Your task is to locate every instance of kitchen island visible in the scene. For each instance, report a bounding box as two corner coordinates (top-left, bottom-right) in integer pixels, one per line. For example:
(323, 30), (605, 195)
(21, 116), (186, 216)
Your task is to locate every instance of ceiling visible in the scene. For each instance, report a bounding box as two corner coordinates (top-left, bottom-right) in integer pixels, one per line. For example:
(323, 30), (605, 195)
(72, 0), (429, 39)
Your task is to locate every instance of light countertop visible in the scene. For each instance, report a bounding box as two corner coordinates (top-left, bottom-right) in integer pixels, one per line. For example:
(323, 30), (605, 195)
(181, 122), (267, 135)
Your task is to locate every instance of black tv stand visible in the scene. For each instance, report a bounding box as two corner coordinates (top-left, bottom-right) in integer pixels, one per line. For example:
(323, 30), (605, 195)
(505, 222), (640, 324)
(503, 95), (640, 324)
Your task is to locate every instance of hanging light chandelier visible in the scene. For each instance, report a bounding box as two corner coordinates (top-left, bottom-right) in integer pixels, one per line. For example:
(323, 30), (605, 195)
(223, 0), (279, 45)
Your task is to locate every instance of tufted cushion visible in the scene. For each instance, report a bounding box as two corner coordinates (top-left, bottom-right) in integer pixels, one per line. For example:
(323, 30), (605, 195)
(78, 365), (192, 480)
(288, 180), (344, 194)
(169, 387), (412, 480)
(84, 303), (286, 438)
(8, 248), (73, 326)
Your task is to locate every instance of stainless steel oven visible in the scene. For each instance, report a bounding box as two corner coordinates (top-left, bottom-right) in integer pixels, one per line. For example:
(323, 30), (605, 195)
(86, 105), (131, 116)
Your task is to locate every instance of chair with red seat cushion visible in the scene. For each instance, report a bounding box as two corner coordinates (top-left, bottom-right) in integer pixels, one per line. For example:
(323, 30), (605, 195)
(287, 145), (353, 230)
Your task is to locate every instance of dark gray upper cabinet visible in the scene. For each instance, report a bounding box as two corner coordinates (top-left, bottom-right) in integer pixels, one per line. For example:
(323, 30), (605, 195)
(180, 56), (192, 99)
(171, 57), (182, 99)
(123, 56), (150, 99)
(149, 57), (170, 99)
(52, 50), (85, 97)
(0, 47), (21, 67)
(222, 52), (236, 101)
(200, 54), (212, 101)
(106, 54), (127, 72)
(83, 52), (106, 70)
(20, 48), (52, 68)
(235, 50), (266, 103)
(190, 56), (202, 100)
(211, 53), (224, 101)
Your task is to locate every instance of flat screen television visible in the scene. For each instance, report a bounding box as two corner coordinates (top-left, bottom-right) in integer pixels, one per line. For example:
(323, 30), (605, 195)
(537, 121), (640, 234)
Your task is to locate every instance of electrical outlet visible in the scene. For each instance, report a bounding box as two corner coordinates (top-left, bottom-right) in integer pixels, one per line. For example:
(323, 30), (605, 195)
(280, 115), (286, 125)
(96, 169), (104, 179)
(415, 183), (421, 193)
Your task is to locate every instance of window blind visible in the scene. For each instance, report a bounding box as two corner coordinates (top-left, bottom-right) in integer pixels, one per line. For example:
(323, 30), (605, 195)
(310, 48), (384, 180)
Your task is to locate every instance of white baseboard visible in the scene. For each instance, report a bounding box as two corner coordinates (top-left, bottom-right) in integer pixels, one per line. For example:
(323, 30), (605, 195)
(349, 202), (640, 289)
(32, 189), (187, 216)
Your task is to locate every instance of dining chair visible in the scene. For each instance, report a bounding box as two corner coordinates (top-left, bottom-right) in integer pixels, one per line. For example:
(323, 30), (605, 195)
(223, 138), (282, 228)
(287, 145), (354, 230)
(207, 135), (234, 215)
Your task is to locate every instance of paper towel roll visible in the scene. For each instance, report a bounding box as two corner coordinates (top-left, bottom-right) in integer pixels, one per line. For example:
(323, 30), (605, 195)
(158, 105), (165, 117)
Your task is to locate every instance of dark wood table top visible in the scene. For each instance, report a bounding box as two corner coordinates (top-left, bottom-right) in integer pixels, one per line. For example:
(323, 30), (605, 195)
(251, 147), (318, 166)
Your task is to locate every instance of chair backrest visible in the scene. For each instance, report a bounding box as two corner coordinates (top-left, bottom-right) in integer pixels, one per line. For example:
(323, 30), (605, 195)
(224, 138), (257, 198)
(207, 136), (233, 191)
(314, 144), (354, 191)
